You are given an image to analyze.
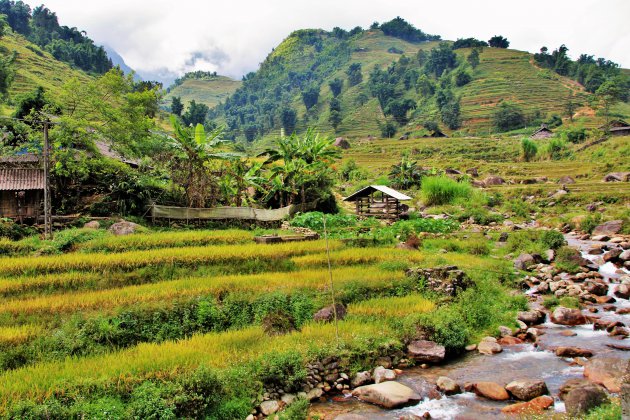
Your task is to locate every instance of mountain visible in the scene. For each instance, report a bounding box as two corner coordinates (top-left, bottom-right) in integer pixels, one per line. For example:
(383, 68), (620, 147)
(162, 72), (241, 110)
(205, 20), (628, 144)
(103, 45), (141, 81)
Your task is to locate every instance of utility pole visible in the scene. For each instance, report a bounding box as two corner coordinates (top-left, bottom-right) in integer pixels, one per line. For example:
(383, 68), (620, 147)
(43, 121), (52, 239)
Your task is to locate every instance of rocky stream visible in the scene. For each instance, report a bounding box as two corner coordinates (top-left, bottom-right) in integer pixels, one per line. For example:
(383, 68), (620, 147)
(306, 231), (630, 419)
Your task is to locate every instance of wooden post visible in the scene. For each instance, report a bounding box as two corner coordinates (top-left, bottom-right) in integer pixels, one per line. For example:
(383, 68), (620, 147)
(43, 121), (52, 239)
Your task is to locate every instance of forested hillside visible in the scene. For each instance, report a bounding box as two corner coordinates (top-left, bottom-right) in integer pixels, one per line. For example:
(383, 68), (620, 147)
(205, 18), (628, 143)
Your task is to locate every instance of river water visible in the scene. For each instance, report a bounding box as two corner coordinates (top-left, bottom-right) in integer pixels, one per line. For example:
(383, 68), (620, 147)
(310, 234), (630, 419)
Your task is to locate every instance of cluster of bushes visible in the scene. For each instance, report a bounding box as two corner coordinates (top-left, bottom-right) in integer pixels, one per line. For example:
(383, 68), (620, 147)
(505, 229), (567, 255)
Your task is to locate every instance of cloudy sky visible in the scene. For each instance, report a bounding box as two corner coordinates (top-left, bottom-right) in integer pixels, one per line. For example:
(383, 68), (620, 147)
(23, 0), (630, 85)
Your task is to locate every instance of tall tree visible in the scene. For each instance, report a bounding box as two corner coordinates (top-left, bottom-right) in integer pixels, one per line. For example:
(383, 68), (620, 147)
(182, 100), (209, 126)
(467, 48), (480, 69)
(328, 78), (343, 97)
(171, 96), (183, 116)
(346, 63), (363, 87)
(488, 35), (510, 48)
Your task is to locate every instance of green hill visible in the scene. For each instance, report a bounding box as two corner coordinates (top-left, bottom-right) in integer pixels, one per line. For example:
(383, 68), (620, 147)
(162, 74), (241, 110)
(1, 30), (93, 114)
(208, 22), (628, 144)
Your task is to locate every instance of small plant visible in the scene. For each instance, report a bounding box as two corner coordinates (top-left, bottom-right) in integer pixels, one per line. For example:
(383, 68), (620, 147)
(262, 310), (297, 336)
(542, 296), (559, 310)
(521, 138), (538, 162)
(540, 230), (566, 250)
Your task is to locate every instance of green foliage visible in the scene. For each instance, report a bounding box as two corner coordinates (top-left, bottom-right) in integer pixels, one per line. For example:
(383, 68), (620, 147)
(560, 125), (587, 143)
(301, 83), (321, 110)
(328, 78), (343, 97)
(170, 96), (183, 116)
(540, 230), (566, 250)
(425, 42), (458, 77)
(379, 17), (439, 43)
(488, 35), (509, 48)
(128, 382), (176, 420)
(339, 159), (368, 182)
(256, 351), (307, 392)
(0, 42), (14, 98)
(544, 137), (569, 160)
(182, 100), (210, 126)
(555, 246), (581, 273)
(346, 62), (363, 87)
(467, 48), (480, 69)
(421, 176), (472, 206)
(389, 155), (424, 189)
(453, 38), (488, 49)
(521, 138), (538, 162)
(493, 101), (525, 132)
(279, 399), (309, 420)
(454, 67), (472, 87)
(581, 213), (603, 234)
(584, 401), (621, 420)
(281, 107), (297, 134)
(378, 118), (398, 138)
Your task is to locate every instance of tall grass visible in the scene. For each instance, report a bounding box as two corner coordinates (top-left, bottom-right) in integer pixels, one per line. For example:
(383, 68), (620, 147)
(0, 325), (42, 345)
(349, 294), (434, 318)
(421, 176), (472, 206)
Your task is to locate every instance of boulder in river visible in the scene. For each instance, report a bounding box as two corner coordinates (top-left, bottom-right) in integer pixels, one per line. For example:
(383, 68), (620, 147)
(603, 248), (622, 262)
(436, 376), (461, 395)
(501, 395), (554, 415)
(518, 310), (546, 326)
(514, 253), (535, 270)
(555, 346), (594, 358)
(550, 306), (587, 326)
(615, 284), (630, 299)
(563, 383), (608, 416)
(352, 381), (422, 408)
(592, 220), (623, 236)
(505, 379), (549, 401)
(407, 340), (445, 364)
(584, 357), (627, 392)
(470, 382), (509, 401)
(351, 371), (372, 388)
(477, 337), (503, 355)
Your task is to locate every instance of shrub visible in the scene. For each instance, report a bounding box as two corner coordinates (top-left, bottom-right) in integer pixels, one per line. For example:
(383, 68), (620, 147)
(421, 176), (471, 206)
(262, 310), (297, 336)
(521, 138), (538, 162)
(581, 213), (602, 233)
(279, 399), (309, 420)
(555, 246), (582, 273)
(545, 138), (569, 160)
(128, 382), (175, 420)
(561, 125), (588, 143)
(256, 351), (307, 392)
(540, 230), (566, 250)
(542, 296), (559, 310)
(493, 102), (525, 132)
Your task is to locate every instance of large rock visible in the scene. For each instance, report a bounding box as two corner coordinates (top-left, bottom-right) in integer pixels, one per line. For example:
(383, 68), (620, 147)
(584, 281), (609, 296)
(603, 248), (622, 262)
(564, 384), (608, 416)
(514, 254), (535, 270)
(615, 284), (630, 299)
(108, 221), (141, 236)
(505, 379), (549, 401)
(555, 347), (594, 358)
(550, 307), (587, 326)
(407, 340), (445, 364)
(83, 220), (100, 229)
(584, 357), (627, 392)
(592, 220), (623, 236)
(478, 337), (502, 355)
(313, 304), (347, 323)
(373, 366), (396, 384)
(484, 176), (506, 186)
(436, 376), (460, 395)
(405, 266), (473, 297)
(471, 382), (509, 401)
(352, 381), (422, 408)
(518, 310), (546, 326)
(259, 400), (280, 416)
(603, 172), (630, 182)
(306, 388), (324, 401)
(558, 176), (576, 184)
(501, 396), (554, 415)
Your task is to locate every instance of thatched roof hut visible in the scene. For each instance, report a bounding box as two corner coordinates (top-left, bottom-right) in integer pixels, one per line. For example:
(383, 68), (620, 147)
(344, 185), (411, 220)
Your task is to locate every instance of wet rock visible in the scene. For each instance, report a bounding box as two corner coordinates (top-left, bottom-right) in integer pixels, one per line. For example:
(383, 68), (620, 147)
(436, 376), (461, 395)
(584, 357), (627, 392)
(550, 307), (587, 326)
(591, 234), (610, 242)
(352, 381), (422, 408)
(407, 340), (445, 364)
(615, 284), (630, 299)
(351, 371), (372, 388)
(313, 304), (347, 323)
(505, 379), (549, 401)
(592, 220), (623, 236)
(375, 356), (392, 369)
(584, 281), (608, 296)
(560, 330), (577, 337)
(514, 254), (535, 270)
(281, 393), (296, 405)
(498, 326), (513, 337)
(603, 248), (622, 262)
(555, 347), (594, 358)
(478, 337), (502, 355)
(609, 326), (629, 337)
(471, 382), (509, 401)
(564, 384), (608, 416)
(498, 336), (523, 346)
(465, 344), (477, 351)
(108, 221), (141, 236)
(518, 310), (546, 326)
(260, 400), (280, 416)
(559, 378), (593, 400)
(373, 366), (396, 384)
(620, 250), (630, 262)
(306, 388), (324, 401)
(501, 395), (554, 415)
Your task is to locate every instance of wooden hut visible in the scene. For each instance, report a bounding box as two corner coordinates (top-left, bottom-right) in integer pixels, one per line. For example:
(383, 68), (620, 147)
(598, 120), (630, 137)
(343, 185), (411, 220)
(531, 124), (553, 139)
(0, 168), (44, 222)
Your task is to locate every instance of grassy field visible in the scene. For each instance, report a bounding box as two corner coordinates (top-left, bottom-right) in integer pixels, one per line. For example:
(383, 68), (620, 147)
(162, 76), (242, 110)
(0, 226), (522, 416)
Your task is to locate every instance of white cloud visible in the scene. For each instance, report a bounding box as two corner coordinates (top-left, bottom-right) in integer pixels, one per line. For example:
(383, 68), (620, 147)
(23, 0), (630, 85)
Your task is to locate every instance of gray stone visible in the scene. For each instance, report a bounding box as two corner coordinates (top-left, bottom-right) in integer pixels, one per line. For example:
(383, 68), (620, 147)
(259, 400), (280, 416)
(351, 371), (372, 388)
(407, 340), (446, 364)
(564, 385), (608, 416)
(83, 220), (100, 229)
(352, 382), (422, 408)
(313, 304), (346, 323)
(281, 393), (296, 405)
(518, 310), (546, 326)
(514, 254), (535, 270)
(592, 220), (623, 236)
(437, 376), (461, 395)
(306, 388), (323, 401)
(551, 306), (587, 326)
(478, 337), (502, 355)
(373, 366), (396, 384)
(108, 221), (141, 236)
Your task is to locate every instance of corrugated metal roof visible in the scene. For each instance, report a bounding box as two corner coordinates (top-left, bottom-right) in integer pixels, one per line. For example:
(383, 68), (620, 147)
(343, 185), (412, 201)
(0, 154), (40, 164)
(0, 169), (45, 191)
